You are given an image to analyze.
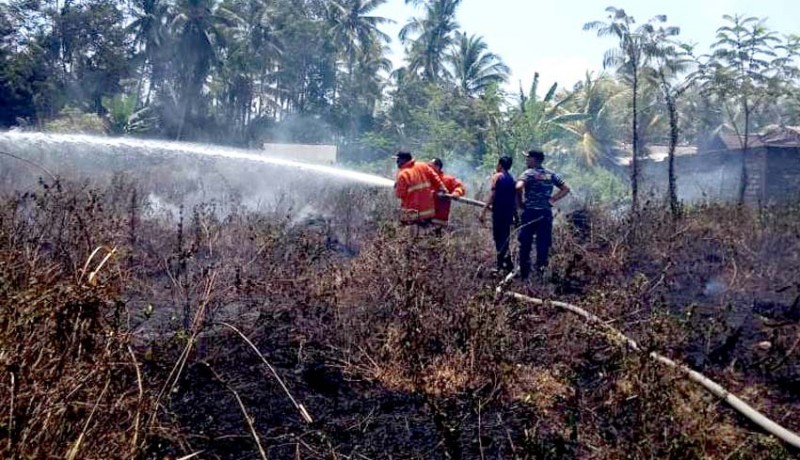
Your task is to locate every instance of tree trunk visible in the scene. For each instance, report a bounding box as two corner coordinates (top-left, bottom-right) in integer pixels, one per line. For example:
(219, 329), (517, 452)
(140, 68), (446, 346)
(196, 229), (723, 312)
(135, 61), (146, 109)
(631, 70), (639, 211)
(738, 99), (750, 206)
(666, 93), (679, 218)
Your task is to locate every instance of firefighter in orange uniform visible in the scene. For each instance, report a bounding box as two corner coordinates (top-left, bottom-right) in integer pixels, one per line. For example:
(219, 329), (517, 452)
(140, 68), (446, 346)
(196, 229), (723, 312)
(394, 151), (446, 226)
(429, 158), (466, 227)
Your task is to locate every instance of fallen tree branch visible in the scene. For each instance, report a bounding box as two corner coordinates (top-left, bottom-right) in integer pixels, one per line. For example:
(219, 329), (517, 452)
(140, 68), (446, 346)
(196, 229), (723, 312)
(504, 291), (800, 450)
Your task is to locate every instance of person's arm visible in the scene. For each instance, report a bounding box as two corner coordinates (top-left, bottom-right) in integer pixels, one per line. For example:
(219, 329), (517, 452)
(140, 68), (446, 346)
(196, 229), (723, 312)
(480, 174), (499, 222)
(549, 173), (570, 206)
(549, 184), (570, 205)
(395, 171), (408, 199)
(516, 179), (525, 210)
(480, 190), (495, 223)
(451, 177), (466, 197)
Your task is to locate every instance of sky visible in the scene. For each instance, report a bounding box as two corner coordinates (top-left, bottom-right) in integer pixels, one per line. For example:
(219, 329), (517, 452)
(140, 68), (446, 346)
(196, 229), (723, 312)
(375, 0), (800, 95)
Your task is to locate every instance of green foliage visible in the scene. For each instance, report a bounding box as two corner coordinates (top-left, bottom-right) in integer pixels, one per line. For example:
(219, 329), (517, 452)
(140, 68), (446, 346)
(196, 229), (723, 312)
(688, 14), (798, 203)
(1, 0), (799, 207)
(102, 94), (156, 135)
(400, 0), (462, 82)
(502, 73), (592, 161)
(559, 72), (628, 167)
(695, 14), (793, 140)
(43, 107), (107, 134)
(552, 155), (629, 204)
(449, 32), (510, 98)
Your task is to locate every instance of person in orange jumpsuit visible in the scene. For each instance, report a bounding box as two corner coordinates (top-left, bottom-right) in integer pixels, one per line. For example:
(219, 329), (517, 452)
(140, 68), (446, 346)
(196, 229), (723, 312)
(394, 151), (446, 226)
(429, 158), (466, 227)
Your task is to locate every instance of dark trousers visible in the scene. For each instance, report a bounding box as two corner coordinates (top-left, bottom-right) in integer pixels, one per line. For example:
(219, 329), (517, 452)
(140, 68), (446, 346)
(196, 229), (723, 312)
(518, 208), (553, 279)
(492, 215), (514, 271)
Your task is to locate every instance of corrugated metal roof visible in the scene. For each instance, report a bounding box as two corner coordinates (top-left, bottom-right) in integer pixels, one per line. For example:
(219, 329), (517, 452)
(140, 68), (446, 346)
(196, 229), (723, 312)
(614, 127), (800, 166)
(717, 132), (764, 149)
(615, 145), (698, 166)
(760, 126), (800, 147)
(716, 127), (800, 150)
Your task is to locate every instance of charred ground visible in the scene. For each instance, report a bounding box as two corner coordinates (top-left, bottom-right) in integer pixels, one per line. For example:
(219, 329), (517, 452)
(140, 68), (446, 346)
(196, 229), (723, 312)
(1, 177), (799, 459)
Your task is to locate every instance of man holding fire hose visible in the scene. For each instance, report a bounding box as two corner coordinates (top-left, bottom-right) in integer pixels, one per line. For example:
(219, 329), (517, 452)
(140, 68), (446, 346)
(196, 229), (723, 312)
(429, 157), (466, 228)
(393, 151), (447, 227)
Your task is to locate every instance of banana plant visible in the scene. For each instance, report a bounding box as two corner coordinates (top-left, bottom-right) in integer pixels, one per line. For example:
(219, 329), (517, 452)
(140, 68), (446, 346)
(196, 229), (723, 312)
(505, 72), (590, 158)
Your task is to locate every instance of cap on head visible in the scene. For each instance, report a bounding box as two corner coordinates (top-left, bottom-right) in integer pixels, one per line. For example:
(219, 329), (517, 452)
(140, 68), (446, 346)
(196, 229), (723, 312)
(525, 149), (545, 163)
(431, 158), (443, 169)
(394, 151), (413, 163)
(498, 155), (512, 171)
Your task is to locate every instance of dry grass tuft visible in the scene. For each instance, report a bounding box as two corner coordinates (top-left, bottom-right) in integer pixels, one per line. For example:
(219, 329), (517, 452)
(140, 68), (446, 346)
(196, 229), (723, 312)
(1, 179), (799, 459)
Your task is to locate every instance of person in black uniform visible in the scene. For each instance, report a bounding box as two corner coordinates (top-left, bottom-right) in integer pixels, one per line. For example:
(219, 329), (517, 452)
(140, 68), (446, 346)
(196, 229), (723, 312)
(480, 155), (518, 274)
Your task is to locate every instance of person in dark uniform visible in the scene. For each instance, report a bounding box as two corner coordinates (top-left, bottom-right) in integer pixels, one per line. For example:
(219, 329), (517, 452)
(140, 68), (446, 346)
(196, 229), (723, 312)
(516, 149), (570, 281)
(481, 156), (517, 274)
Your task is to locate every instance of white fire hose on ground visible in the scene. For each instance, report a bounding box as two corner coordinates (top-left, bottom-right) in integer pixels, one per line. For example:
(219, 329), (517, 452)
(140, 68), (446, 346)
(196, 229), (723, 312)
(444, 193), (800, 450)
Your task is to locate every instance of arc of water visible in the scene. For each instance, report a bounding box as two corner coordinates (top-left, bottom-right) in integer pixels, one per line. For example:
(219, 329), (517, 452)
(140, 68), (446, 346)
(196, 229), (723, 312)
(0, 132), (395, 188)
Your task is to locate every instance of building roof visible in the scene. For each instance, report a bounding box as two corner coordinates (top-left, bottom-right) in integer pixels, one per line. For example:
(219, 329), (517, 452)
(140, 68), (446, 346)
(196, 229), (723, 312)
(760, 126), (800, 147)
(615, 126), (800, 166)
(614, 144), (698, 166)
(715, 127), (800, 150)
(716, 132), (764, 150)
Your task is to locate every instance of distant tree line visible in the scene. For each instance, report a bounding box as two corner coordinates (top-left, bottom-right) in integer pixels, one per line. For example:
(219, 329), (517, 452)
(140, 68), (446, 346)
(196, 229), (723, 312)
(0, 1), (798, 202)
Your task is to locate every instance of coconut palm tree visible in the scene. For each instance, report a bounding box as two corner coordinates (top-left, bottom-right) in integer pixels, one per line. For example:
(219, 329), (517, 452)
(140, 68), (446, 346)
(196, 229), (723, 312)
(126, 0), (172, 104)
(355, 42), (393, 113)
(328, 0), (391, 135)
(400, 0), (462, 82)
(217, 0), (283, 134)
(171, 0), (229, 139)
(328, 0), (391, 76)
(643, 26), (693, 217)
(448, 32), (509, 98)
(559, 72), (626, 168)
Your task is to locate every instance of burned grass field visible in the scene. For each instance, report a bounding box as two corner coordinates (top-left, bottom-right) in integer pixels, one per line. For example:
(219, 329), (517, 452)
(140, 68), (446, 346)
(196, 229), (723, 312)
(1, 176), (799, 459)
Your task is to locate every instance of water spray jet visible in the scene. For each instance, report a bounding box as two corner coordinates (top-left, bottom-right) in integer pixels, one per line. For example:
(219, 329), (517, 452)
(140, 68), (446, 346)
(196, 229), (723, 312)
(0, 131), (395, 188)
